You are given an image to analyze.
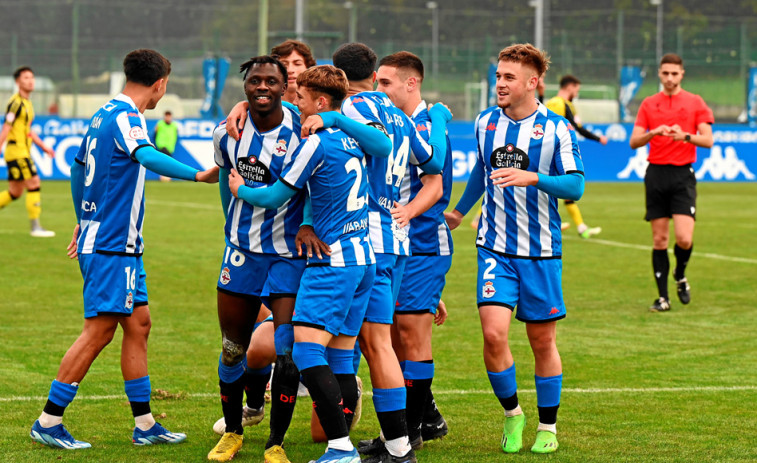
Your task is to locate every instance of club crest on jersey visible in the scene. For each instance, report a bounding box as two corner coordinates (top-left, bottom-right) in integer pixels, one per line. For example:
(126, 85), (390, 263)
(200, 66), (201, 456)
(491, 144), (530, 170)
(274, 139), (288, 156)
(531, 124), (544, 140)
(236, 156), (272, 183)
(127, 126), (146, 140)
(125, 291), (133, 309)
(482, 281), (496, 299)
(220, 267), (231, 285)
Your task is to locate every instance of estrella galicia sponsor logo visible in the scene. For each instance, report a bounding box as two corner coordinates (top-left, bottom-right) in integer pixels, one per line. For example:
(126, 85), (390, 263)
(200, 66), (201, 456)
(491, 144), (530, 170)
(236, 156), (271, 183)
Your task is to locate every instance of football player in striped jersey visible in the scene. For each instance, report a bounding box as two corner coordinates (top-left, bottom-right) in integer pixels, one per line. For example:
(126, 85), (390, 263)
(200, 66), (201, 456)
(31, 48), (217, 451)
(228, 64), (390, 463)
(445, 43), (584, 455)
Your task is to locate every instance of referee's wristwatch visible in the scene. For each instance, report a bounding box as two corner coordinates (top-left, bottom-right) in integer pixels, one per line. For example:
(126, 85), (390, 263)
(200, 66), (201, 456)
(684, 133), (691, 143)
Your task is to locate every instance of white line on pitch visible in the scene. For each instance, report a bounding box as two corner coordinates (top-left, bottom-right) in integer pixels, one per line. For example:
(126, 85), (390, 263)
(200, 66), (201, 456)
(564, 236), (757, 264)
(3, 385), (755, 403)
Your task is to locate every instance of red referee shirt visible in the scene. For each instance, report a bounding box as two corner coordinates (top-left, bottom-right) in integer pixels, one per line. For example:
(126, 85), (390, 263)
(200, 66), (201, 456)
(634, 90), (714, 166)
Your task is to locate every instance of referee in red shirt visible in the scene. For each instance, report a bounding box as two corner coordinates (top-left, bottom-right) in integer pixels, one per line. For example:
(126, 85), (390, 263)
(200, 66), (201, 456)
(629, 53), (714, 312)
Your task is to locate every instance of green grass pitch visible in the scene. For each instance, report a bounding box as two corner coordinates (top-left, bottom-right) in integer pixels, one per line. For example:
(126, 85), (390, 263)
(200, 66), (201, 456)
(1, 180), (755, 462)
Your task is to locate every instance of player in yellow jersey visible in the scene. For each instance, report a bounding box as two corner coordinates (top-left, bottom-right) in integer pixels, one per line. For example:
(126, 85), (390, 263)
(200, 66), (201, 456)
(0, 66), (56, 237)
(545, 75), (606, 238)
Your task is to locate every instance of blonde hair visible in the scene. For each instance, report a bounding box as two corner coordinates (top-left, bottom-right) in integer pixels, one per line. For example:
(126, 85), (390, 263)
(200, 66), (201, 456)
(498, 43), (550, 76)
(296, 65), (349, 110)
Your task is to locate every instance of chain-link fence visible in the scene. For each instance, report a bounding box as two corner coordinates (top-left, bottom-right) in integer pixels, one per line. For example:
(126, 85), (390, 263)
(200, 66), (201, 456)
(1, 0), (755, 119)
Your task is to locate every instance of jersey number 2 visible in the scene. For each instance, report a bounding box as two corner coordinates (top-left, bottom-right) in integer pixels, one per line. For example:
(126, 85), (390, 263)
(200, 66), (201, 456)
(344, 157), (367, 212)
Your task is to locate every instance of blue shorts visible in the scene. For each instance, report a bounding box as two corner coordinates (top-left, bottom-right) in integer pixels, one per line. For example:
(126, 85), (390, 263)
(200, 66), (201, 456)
(476, 247), (566, 323)
(364, 253), (407, 325)
(293, 264), (376, 337)
(217, 246), (306, 305)
(79, 253), (147, 319)
(396, 254), (452, 314)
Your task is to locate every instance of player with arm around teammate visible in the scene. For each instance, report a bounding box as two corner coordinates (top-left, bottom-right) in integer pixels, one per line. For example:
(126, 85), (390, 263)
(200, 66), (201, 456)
(30, 48), (218, 450)
(229, 64), (378, 463)
(324, 42), (451, 463)
(209, 55), (309, 463)
(445, 43), (584, 455)
(374, 50), (453, 448)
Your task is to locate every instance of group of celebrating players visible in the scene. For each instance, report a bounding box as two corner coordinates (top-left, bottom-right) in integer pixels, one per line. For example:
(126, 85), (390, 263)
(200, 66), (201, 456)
(29, 38), (582, 463)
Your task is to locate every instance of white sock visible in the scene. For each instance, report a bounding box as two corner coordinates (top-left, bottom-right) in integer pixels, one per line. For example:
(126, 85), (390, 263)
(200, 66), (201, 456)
(134, 413), (156, 431)
(38, 412), (62, 428)
(328, 436), (353, 451)
(537, 422), (557, 434)
(505, 405), (523, 417)
(577, 223), (588, 234)
(384, 436), (411, 457)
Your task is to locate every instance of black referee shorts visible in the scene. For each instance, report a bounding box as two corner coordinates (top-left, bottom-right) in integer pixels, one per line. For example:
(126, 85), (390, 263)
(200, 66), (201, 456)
(644, 163), (697, 221)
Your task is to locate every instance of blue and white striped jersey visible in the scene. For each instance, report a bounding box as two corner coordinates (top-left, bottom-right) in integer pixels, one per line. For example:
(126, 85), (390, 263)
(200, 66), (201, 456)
(341, 91), (434, 256)
(398, 101), (454, 256)
(280, 127), (374, 268)
(474, 103), (583, 258)
(213, 107), (303, 256)
(74, 94), (152, 256)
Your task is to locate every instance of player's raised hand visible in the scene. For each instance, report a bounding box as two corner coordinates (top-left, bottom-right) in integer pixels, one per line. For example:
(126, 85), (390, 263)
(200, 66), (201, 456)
(66, 224), (80, 260)
(195, 166), (220, 184)
(295, 225), (331, 259)
(490, 167), (538, 188)
(301, 115), (324, 138)
(225, 101), (249, 141)
(391, 201), (412, 229)
(428, 102), (453, 122)
(228, 169), (244, 198)
(444, 210), (463, 230)
(434, 299), (448, 326)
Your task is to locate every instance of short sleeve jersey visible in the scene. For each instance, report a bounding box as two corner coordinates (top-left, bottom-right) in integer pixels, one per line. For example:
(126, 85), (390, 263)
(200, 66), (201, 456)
(280, 127), (374, 268)
(397, 101), (453, 256)
(213, 106), (303, 256)
(74, 94), (153, 256)
(3, 93), (34, 161)
(341, 91), (434, 256)
(634, 90), (714, 166)
(474, 103), (583, 259)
